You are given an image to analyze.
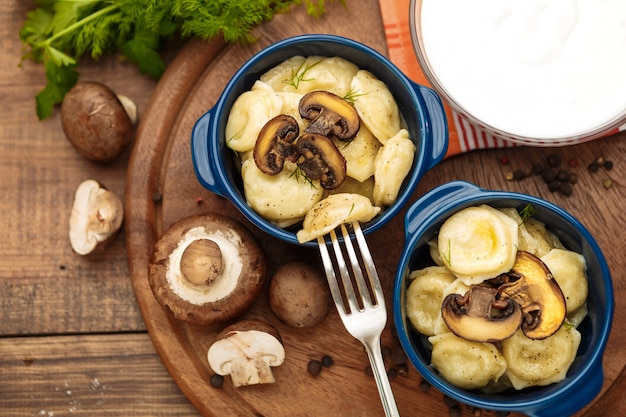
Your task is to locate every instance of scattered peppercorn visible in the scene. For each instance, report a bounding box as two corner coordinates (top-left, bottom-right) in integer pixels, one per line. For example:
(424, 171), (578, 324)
(547, 153), (561, 167)
(152, 192), (163, 203)
(604, 160), (614, 170)
(209, 373), (224, 388)
(513, 169), (526, 181)
(364, 365), (373, 377)
(568, 158), (578, 167)
(556, 170), (570, 182)
(587, 161), (600, 173)
(468, 406), (483, 416)
(547, 180), (560, 192)
(396, 363), (409, 377)
(196, 196), (204, 205)
(569, 173), (578, 184)
(419, 379), (431, 392)
(603, 179), (613, 189)
(559, 182), (573, 196)
(500, 156), (510, 165)
(532, 164), (543, 175)
(448, 405), (462, 417)
(307, 359), (322, 376)
(495, 411), (511, 417)
(595, 156), (605, 165)
(321, 355), (334, 367)
(443, 395), (459, 408)
(505, 171), (514, 181)
(387, 367), (398, 379)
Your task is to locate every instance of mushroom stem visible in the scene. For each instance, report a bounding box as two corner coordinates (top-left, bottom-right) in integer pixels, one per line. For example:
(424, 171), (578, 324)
(180, 239), (223, 285)
(229, 356), (277, 387)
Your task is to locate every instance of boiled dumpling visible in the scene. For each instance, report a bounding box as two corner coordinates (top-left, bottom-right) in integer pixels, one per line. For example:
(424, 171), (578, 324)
(351, 70), (401, 144)
(296, 193), (380, 243)
(276, 92), (307, 132)
(429, 332), (507, 390)
(437, 205), (519, 285)
(241, 159), (323, 224)
(372, 129), (415, 207)
(261, 55), (359, 96)
(225, 81), (283, 152)
(502, 326), (581, 390)
(405, 266), (457, 336)
(524, 218), (565, 257)
(332, 125), (381, 183)
(541, 248), (588, 314)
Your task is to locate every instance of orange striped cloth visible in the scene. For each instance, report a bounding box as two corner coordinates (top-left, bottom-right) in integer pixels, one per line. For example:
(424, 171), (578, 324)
(378, 0), (623, 158)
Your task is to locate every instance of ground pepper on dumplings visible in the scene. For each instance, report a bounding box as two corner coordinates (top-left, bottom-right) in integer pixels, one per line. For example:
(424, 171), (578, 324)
(405, 204), (588, 392)
(225, 55), (416, 243)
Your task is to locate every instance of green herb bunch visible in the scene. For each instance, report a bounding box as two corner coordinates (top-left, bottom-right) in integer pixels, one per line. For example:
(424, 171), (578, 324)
(19, 0), (338, 120)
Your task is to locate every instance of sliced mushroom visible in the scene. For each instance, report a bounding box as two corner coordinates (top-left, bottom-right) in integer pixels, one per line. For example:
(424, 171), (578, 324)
(497, 251), (567, 340)
(296, 133), (347, 189)
(441, 284), (523, 343)
(299, 91), (360, 140)
(148, 213), (267, 325)
(253, 114), (300, 175)
(207, 320), (285, 387)
(69, 179), (124, 255)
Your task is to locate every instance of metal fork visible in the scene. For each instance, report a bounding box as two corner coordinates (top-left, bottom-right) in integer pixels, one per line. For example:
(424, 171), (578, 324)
(317, 221), (400, 417)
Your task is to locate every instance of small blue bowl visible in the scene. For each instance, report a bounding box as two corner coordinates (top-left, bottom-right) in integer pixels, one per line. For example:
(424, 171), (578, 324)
(191, 34), (448, 246)
(393, 181), (614, 417)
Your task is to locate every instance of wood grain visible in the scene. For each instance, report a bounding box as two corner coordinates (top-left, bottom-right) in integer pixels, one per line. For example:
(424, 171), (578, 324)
(124, 0), (626, 416)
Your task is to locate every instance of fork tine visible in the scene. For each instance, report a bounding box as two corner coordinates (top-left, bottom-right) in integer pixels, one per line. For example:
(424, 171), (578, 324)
(329, 228), (361, 315)
(339, 223), (374, 308)
(351, 221), (384, 307)
(316, 235), (346, 313)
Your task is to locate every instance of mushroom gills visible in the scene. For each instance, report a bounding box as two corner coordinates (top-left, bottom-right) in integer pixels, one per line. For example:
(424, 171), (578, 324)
(253, 114), (300, 175)
(441, 284), (523, 343)
(296, 133), (346, 189)
(299, 91), (360, 140)
(498, 251), (567, 340)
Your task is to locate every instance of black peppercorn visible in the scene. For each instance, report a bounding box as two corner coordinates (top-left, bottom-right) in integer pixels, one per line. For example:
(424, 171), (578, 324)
(547, 154), (561, 167)
(547, 180), (561, 192)
(307, 359), (322, 376)
(604, 160), (614, 170)
(209, 373), (224, 388)
(556, 170), (570, 182)
(513, 169), (526, 181)
(321, 355), (334, 367)
(588, 161), (600, 173)
(532, 164), (544, 175)
(541, 168), (557, 183)
(559, 182), (573, 196)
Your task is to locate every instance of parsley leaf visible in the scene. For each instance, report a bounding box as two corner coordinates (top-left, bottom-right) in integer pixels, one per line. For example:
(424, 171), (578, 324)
(20, 0), (344, 120)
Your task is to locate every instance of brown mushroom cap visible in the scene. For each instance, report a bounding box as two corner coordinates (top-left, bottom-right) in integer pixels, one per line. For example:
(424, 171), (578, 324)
(299, 91), (360, 140)
(253, 114), (300, 175)
(148, 213), (267, 325)
(296, 133), (347, 190)
(441, 284), (523, 343)
(498, 251), (567, 340)
(268, 261), (331, 328)
(61, 81), (134, 162)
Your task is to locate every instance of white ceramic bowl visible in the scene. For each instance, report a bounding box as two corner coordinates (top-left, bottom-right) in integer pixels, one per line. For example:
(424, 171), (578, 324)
(410, 0), (626, 145)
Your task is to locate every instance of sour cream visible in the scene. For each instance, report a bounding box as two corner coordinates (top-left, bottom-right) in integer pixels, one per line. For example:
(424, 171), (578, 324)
(414, 0), (626, 142)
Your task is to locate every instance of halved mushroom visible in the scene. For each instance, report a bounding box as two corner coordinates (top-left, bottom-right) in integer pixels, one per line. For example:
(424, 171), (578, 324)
(296, 133), (347, 189)
(69, 179), (124, 255)
(253, 114), (300, 175)
(148, 213), (267, 325)
(207, 319), (285, 387)
(441, 284), (523, 343)
(497, 251), (567, 340)
(299, 91), (360, 140)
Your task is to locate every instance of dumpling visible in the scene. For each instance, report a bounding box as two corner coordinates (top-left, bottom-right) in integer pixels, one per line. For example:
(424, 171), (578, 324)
(429, 332), (507, 390)
(261, 56), (359, 96)
(325, 176), (375, 205)
(541, 248), (588, 314)
(241, 159), (323, 223)
(372, 129), (415, 207)
(405, 266), (457, 336)
(524, 218), (565, 257)
(225, 81), (283, 152)
(276, 92), (307, 132)
(502, 326), (581, 390)
(296, 193), (380, 243)
(332, 125), (381, 183)
(437, 205), (519, 285)
(351, 70), (401, 144)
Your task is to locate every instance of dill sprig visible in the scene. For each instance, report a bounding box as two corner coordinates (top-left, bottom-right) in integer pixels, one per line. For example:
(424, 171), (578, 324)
(282, 59), (322, 90)
(518, 203), (537, 223)
(19, 0), (343, 120)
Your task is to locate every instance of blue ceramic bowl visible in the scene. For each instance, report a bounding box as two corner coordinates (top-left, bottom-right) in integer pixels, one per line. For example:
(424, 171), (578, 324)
(393, 181), (614, 417)
(191, 34), (448, 246)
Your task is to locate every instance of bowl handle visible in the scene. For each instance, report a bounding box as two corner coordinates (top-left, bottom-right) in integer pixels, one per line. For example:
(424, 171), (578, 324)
(191, 108), (226, 197)
(405, 181), (480, 236)
(411, 82), (449, 170)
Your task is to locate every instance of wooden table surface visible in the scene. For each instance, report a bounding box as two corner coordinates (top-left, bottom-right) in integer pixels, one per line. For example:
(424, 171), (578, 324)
(2, 1), (625, 416)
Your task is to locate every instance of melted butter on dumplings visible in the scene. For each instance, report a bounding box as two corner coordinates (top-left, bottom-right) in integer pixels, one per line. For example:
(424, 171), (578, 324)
(437, 204), (519, 285)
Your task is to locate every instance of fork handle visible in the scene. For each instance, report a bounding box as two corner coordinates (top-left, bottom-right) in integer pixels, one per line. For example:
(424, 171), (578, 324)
(363, 334), (401, 417)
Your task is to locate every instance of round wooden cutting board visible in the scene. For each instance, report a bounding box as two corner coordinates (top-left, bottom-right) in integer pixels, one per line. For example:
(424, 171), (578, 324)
(124, 2), (626, 416)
